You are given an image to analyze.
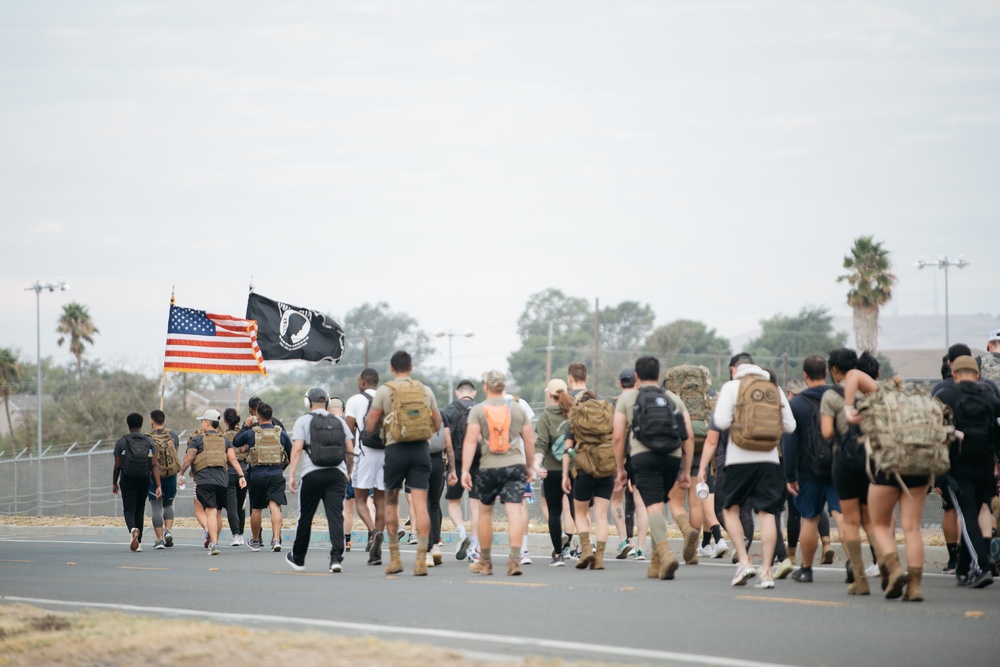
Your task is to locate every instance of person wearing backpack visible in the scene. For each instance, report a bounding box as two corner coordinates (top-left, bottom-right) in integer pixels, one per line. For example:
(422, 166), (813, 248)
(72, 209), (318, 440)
(181, 409), (246, 556)
(364, 350), (442, 577)
(344, 369), (387, 566)
(461, 370), (536, 576)
(782, 355), (848, 584)
(613, 356), (695, 581)
(977, 329), (1000, 388)
(233, 402), (292, 553)
(820, 349), (880, 594)
(286, 387), (354, 573)
(442, 379), (480, 562)
(933, 355), (1000, 590)
(712, 353), (795, 588)
(113, 412), (162, 553)
(146, 410), (181, 550)
(534, 378), (579, 566)
(843, 369), (944, 600)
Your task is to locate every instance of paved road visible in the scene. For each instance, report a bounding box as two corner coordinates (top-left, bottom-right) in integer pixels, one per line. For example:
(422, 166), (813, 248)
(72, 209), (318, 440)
(1, 533), (996, 666)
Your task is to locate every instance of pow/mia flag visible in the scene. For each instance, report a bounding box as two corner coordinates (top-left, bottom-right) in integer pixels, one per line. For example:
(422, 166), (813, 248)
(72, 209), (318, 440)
(246, 292), (345, 363)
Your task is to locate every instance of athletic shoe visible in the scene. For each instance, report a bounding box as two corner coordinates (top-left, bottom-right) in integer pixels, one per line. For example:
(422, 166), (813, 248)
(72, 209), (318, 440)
(456, 536), (471, 561)
(203, 531), (210, 549)
(773, 558), (794, 580)
(519, 551), (532, 565)
(956, 574), (969, 586)
(330, 560), (343, 573)
(990, 537), (1000, 564)
(129, 528), (140, 552)
(285, 552), (305, 571)
(944, 554), (957, 574)
(468, 559), (493, 575)
(405, 517), (412, 527)
(431, 544), (443, 566)
(568, 548), (581, 561)
(632, 549), (646, 561)
(154, 540), (165, 550)
(712, 539), (730, 559)
(865, 563), (880, 577)
(732, 551), (740, 564)
(426, 553), (435, 567)
(271, 539), (281, 552)
(231, 534), (244, 547)
(163, 531), (174, 548)
(731, 560), (757, 586)
(697, 544), (714, 559)
(209, 544), (221, 556)
(345, 537), (351, 552)
(617, 540), (633, 559)
(792, 567), (813, 583)
(367, 532), (383, 566)
(408, 533), (419, 545)
(967, 568), (994, 589)
(397, 528), (406, 541)
(755, 574), (776, 589)
(135, 543), (142, 552)
(247, 538), (261, 553)
(550, 553), (565, 567)
(365, 529), (374, 552)
(507, 558), (523, 576)
(845, 560), (855, 584)
(468, 544), (480, 563)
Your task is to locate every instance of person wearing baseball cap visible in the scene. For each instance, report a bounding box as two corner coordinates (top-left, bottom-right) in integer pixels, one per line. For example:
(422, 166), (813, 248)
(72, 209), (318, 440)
(180, 409), (246, 555)
(932, 355), (1000, 591)
(977, 329), (1000, 388)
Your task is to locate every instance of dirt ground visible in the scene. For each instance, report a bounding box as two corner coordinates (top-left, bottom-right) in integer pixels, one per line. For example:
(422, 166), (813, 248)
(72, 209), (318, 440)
(0, 603), (630, 667)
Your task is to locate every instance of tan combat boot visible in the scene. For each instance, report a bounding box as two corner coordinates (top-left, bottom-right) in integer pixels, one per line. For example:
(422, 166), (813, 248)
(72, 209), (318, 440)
(903, 566), (923, 602)
(657, 542), (679, 580)
(385, 542), (403, 575)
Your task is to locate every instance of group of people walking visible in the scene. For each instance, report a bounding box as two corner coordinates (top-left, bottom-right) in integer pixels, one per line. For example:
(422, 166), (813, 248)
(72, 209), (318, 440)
(112, 332), (1000, 599)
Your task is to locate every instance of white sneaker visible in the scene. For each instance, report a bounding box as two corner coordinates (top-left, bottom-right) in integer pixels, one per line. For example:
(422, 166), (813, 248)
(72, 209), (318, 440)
(712, 539), (730, 559)
(731, 560), (757, 587)
(231, 534), (244, 547)
(865, 563), (880, 577)
(697, 544), (714, 559)
(520, 550), (532, 565)
(426, 553), (435, 567)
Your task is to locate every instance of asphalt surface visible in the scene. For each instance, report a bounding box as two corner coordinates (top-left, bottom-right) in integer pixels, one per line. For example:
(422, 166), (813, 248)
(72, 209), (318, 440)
(1, 531), (997, 666)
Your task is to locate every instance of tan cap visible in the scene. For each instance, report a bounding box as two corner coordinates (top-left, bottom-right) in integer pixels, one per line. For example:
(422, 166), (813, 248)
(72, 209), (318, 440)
(545, 378), (568, 396)
(951, 355), (979, 375)
(482, 369), (507, 391)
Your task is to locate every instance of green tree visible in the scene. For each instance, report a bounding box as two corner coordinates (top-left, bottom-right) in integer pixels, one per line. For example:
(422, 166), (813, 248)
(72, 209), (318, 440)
(600, 301), (655, 351)
(837, 236), (896, 354)
(56, 302), (99, 386)
(0, 347), (25, 454)
(644, 319), (732, 384)
(745, 306), (848, 383)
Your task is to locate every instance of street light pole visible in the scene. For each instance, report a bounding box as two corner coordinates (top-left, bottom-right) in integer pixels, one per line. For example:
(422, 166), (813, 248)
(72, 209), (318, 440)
(915, 256), (968, 348)
(436, 329), (474, 399)
(24, 280), (69, 516)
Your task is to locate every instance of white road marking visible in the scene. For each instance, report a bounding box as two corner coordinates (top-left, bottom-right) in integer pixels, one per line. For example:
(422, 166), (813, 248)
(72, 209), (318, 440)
(1, 594), (802, 667)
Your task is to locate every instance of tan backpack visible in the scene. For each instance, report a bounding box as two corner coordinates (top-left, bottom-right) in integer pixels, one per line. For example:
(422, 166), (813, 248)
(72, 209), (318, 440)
(730, 375), (783, 451)
(385, 380), (434, 443)
(149, 430), (182, 477)
(568, 395), (616, 478)
(664, 365), (716, 453)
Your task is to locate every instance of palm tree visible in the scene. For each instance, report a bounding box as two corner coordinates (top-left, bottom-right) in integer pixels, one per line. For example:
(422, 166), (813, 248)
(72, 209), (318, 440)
(0, 347), (24, 455)
(56, 302), (99, 386)
(837, 236), (896, 354)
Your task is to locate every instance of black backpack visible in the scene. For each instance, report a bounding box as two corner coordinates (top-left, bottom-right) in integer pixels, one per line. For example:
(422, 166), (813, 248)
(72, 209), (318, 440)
(801, 394), (834, 479)
(120, 433), (152, 480)
(358, 393), (385, 450)
(828, 386), (866, 470)
(307, 413), (346, 467)
(444, 399), (474, 462)
(632, 386), (686, 453)
(952, 382), (997, 462)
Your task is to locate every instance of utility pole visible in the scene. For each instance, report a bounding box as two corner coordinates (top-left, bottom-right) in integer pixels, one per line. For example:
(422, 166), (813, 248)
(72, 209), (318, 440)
(364, 336), (369, 367)
(593, 298), (600, 393)
(544, 322), (554, 384)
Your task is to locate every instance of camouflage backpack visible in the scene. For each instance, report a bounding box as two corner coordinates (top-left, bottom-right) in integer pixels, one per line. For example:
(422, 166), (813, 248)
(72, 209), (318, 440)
(664, 365), (716, 453)
(856, 377), (954, 492)
(979, 353), (1000, 385)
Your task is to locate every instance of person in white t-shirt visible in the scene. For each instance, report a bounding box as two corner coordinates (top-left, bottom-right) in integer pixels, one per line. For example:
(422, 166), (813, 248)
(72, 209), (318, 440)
(344, 368), (386, 566)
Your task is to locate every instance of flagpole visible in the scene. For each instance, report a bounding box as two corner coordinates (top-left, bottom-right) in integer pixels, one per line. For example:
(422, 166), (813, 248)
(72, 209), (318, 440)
(235, 374), (244, 412)
(159, 369), (167, 411)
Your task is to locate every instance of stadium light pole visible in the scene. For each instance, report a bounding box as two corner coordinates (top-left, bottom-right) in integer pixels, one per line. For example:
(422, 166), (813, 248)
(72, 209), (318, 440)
(915, 256), (968, 348)
(25, 280), (69, 516)
(435, 329), (474, 399)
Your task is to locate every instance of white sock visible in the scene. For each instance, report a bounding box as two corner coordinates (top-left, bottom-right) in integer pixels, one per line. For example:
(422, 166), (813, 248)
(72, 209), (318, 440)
(471, 536), (480, 548)
(458, 525), (467, 540)
(521, 535), (529, 551)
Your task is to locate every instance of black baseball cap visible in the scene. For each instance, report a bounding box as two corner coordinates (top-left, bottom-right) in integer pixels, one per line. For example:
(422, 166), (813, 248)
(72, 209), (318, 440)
(619, 368), (637, 385)
(456, 379), (475, 391)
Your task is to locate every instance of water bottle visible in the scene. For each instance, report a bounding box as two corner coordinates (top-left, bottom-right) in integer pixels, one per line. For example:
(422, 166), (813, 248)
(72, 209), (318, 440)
(696, 482), (710, 500)
(567, 448), (577, 460)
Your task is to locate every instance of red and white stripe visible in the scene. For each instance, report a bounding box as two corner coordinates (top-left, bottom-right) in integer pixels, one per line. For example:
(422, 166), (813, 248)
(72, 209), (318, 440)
(164, 313), (266, 375)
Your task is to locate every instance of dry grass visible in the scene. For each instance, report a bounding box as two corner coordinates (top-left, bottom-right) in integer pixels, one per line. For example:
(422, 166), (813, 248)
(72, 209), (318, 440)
(0, 604), (629, 667)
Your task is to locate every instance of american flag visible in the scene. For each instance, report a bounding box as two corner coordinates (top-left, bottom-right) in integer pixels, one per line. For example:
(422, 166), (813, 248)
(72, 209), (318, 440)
(164, 304), (266, 375)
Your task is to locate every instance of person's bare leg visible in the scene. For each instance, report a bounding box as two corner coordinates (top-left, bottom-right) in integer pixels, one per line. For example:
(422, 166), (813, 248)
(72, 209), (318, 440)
(354, 489), (376, 531)
(611, 487), (628, 542)
(250, 509), (262, 542)
(373, 489), (386, 532)
(269, 500), (283, 542)
(800, 516), (820, 567)
(724, 506), (748, 563)
(759, 510), (776, 577)
(207, 508), (221, 546)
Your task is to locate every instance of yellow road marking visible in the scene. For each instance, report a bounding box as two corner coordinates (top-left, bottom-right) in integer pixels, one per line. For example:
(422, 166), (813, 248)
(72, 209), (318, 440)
(467, 580), (548, 588)
(964, 611), (986, 618)
(271, 571), (331, 577)
(118, 566), (170, 571)
(736, 596), (846, 607)
(1, 559), (35, 563)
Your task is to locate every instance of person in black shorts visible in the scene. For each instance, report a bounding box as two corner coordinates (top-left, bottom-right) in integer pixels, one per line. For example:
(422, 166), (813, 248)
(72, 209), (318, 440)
(232, 403), (292, 553)
(442, 380), (480, 561)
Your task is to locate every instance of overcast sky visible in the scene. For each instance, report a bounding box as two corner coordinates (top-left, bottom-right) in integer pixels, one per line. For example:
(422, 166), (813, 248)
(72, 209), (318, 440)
(2, 0), (998, 382)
